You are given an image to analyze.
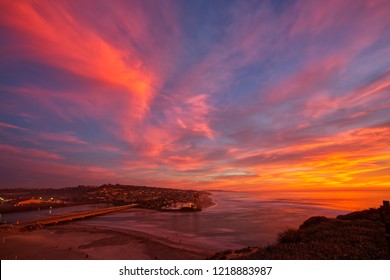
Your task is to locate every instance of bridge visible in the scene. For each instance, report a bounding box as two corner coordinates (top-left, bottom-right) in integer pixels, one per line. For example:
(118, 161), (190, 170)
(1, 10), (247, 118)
(14, 204), (137, 230)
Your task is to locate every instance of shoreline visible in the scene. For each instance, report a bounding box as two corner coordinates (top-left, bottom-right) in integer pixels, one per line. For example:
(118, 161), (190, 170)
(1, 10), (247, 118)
(0, 223), (215, 260)
(1, 197), (389, 260)
(0, 193), (217, 260)
(198, 192), (216, 209)
(210, 206), (390, 260)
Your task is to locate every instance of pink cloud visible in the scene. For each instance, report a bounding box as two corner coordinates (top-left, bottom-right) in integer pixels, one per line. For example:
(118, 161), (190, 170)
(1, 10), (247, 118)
(0, 0), (389, 191)
(0, 153), (121, 188)
(0, 0), (159, 120)
(0, 144), (64, 160)
(174, 94), (215, 138)
(302, 70), (390, 120)
(289, 0), (390, 40)
(38, 132), (88, 145)
(0, 121), (27, 131)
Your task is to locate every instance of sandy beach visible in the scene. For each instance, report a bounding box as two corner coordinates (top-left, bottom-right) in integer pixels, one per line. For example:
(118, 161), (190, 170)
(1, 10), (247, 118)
(0, 194), (216, 260)
(0, 223), (215, 260)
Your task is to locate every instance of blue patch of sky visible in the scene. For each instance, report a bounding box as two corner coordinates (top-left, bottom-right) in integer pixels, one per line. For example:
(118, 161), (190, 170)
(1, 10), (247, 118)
(341, 45), (390, 90)
(0, 92), (46, 129)
(70, 119), (117, 144)
(217, 48), (309, 108)
(0, 60), (103, 92)
(268, 0), (296, 15)
(176, 0), (234, 67)
(60, 148), (121, 168)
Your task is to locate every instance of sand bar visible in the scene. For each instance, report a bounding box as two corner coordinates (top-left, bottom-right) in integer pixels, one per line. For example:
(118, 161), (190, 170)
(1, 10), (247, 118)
(0, 194), (216, 260)
(0, 223), (215, 260)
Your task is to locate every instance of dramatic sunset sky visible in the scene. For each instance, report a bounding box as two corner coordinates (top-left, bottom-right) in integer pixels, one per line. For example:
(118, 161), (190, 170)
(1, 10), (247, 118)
(0, 0), (389, 191)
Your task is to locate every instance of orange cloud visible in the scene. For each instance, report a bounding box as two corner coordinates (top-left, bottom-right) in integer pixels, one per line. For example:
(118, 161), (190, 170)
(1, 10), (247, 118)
(222, 127), (390, 191)
(0, 0), (389, 200)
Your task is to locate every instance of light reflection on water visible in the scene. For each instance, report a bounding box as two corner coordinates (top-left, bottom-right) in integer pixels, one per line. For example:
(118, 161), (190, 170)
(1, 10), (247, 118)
(247, 189), (390, 212)
(78, 191), (351, 250)
(1, 203), (111, 224)
(2, 190), (389, 251)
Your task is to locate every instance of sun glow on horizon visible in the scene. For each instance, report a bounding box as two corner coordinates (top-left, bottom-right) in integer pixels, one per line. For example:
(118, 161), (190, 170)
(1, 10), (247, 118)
(0, 0), (389, 198)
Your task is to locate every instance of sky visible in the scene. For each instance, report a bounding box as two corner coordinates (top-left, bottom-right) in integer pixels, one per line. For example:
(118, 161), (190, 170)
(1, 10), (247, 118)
(0, 0), (389, 191)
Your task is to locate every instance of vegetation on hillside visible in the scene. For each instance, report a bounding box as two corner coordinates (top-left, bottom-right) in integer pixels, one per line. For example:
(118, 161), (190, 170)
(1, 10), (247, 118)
(210, 208), (390, 260)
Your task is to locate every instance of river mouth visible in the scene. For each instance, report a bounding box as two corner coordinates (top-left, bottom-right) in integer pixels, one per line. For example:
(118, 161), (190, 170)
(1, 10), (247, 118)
(2, 190), (389, 251)
(75, 191), (349, 251)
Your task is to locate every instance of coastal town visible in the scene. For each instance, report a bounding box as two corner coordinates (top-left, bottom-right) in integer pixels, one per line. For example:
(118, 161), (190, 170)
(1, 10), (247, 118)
(0, 184), (213, 217)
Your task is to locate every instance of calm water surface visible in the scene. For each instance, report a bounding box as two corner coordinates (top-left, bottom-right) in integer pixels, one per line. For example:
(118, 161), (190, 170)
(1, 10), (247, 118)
(2, 190), (389, 251)
(78, 191), (353, 250)
(1, 203), (111, 224)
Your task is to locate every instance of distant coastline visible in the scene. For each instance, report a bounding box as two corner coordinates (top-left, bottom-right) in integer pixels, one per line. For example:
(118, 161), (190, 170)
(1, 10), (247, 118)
(2, 203), (389, 260)
(0, 184), (213, 219)
(0, 190), (217, 260)
(198, 192), (215, 209)
(2, 188), (389, 260)
(0, 185), (216, 260)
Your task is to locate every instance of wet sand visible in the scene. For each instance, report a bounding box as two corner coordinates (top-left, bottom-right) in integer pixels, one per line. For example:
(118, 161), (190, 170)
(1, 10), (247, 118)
(0, 223), (215, 260)
(0, 195), (216, 260)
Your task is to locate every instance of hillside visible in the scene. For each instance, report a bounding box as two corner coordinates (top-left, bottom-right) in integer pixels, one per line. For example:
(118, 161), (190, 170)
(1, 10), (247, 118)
(210, 207), (390, 260)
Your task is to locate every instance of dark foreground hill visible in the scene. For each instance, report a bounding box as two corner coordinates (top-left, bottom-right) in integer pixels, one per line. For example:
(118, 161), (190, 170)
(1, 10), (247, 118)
(210, 207), (390, 260)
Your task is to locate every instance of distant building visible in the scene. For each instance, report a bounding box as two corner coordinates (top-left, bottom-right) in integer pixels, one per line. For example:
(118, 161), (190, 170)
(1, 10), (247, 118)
(161, 202), (195, 210)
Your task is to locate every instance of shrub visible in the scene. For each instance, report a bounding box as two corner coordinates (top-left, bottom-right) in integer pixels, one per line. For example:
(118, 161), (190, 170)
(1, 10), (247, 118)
(278, 228), (302, 244)
(299, 216), (329, 230)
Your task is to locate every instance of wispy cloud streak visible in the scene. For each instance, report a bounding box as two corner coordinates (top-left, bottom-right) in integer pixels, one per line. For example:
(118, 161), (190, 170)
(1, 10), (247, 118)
(0, 0), (389, 190)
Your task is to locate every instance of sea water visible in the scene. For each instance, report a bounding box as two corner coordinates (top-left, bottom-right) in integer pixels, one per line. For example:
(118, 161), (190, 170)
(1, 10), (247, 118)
(75, 191), (358, 250)
(2, 190), (389, 251)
